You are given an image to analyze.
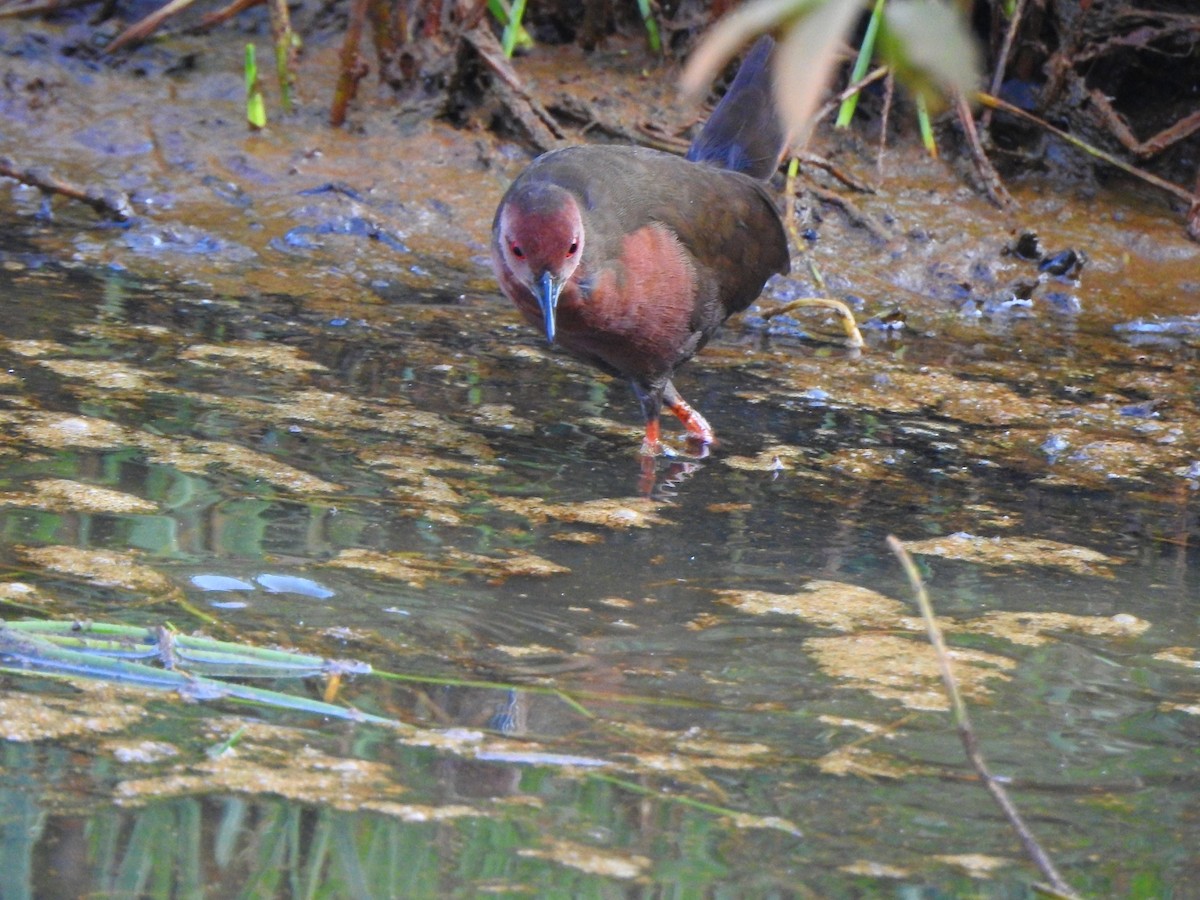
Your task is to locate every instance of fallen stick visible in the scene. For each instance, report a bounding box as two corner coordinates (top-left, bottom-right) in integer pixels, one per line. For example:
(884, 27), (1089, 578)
(0, 156), (133, 221)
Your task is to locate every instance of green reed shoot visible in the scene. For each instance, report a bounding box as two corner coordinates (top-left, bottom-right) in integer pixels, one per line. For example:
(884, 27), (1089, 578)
(245, 44), (267, 129)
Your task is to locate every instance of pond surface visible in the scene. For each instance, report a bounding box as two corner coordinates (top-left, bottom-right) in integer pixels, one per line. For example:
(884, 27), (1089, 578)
(2, 16), (1200, 899)
(2, 217), (1199, 898)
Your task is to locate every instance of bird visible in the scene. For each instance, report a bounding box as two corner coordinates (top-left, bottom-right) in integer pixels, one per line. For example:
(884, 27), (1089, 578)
(491, 36), (789, 457)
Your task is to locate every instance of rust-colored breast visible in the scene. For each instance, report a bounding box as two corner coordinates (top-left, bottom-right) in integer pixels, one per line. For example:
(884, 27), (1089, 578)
(552, 223), (701, 381)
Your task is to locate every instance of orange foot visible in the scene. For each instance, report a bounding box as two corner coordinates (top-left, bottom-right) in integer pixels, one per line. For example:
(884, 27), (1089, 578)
(639, 418), (674, 457)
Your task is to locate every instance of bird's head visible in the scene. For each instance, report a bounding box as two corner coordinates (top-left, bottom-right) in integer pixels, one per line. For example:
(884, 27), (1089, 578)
(495, 182), (585, 344)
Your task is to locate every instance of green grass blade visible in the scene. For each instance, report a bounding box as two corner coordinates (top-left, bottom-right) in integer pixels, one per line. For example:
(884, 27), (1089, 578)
(915, 90), (937, 156)
(636, 0), (661, 53)
(245, 43), (267, 129)
(3, 620), (370, 677)
(836, 0), (886, 128)
(500, 0), (527, 58)
(0, 630), (394, 725)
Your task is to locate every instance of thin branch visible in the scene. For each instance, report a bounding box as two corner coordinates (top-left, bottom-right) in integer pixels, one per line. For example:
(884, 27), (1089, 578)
(876, 71), (894, 177)
(461, 20), (564, 152)
(104, 0), (200, 53)
(197, 0), (263, 30)
(811, 65), (890, 137)
(1088, 89), (1200, 159)
(0, 156), (133, 221)
(795, 152), (876, 193)
(955, 90), (1013, 209)
(980, 0), (1026, 133)
(806, 182), (893, 243)
(761, 296), (864, 348)
(330, 0), (370, 127)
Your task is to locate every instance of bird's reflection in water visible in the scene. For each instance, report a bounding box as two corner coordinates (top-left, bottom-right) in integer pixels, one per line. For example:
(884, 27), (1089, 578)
(641, 455), (706, 498)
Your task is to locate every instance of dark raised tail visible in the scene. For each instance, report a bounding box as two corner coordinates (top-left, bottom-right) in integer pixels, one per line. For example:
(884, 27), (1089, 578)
(686, 36), (786, 181)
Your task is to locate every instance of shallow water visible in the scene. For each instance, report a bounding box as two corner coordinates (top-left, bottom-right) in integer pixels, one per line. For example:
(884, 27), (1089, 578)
(1, 223), (1198, 897)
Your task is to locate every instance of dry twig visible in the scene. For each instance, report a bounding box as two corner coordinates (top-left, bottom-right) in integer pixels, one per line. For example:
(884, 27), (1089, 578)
(806, 182), (892, 243)
(1088, 89), (1200, 160)
(197, 0), (263, 30)
(979, 0), (1026, 134)
(761, 296), (864, 349)
(461, 22), (564, 153)
(876, 71), (894, 177)
(105, 0), (200, 53)
(0, 156), (133, 221)
(955, 91), (1013, 209)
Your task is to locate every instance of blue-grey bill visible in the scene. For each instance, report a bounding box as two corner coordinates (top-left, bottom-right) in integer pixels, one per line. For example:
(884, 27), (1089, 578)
(538, 271), (563, 344)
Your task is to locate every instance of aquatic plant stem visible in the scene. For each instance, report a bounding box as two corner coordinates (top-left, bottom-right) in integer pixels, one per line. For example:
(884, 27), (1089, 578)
(635, 0), (661, 53)
(487, 0), (533, 54)
(268, 0), (298, 113)
(330, 0), (369, 127)
(915, 92), (936, 158)
(886, 536), (1080, 899)
(373, 669), (719, 711)
(783, 155), (801, 247)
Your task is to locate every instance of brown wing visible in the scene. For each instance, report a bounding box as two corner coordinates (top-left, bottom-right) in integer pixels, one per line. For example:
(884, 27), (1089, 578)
(499, 146), (789, 381)
(523, 146), (788, 315)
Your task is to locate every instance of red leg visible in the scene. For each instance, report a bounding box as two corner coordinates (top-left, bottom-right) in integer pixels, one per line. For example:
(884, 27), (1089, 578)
(633, 380), (709, 456)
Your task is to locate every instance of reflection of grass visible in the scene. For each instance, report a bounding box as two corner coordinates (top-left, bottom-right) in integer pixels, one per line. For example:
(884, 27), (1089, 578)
(0, 734), (790, 898)
(0, 618), (729, 725)
(77, 792), (629, 897)
(83, 798), (441, 899)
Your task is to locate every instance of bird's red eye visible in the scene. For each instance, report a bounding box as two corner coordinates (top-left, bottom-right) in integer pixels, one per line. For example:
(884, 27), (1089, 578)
(566, 241), (578, 258)
(511, 243), (525, 259)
